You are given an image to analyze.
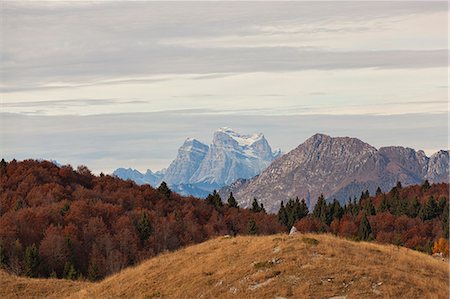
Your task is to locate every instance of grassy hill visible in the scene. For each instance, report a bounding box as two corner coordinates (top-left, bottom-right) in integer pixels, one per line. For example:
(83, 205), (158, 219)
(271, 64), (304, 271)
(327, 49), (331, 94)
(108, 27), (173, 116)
(2, 233), (448, 299)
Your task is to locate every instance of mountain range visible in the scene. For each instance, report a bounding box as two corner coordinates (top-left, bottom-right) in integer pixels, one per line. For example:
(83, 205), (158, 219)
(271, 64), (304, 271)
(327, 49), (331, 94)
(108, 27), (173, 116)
(113, 127), (280, 197)
(219, 133), (449, 213)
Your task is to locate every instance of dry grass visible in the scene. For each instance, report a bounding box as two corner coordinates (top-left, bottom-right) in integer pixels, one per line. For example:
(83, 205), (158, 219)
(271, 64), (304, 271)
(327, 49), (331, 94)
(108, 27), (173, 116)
(2, 233), (449, 298)
(0, 270), (90, 299)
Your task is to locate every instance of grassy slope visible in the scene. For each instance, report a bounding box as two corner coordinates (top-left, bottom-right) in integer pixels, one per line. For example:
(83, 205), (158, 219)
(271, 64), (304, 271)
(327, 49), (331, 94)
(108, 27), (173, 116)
(2, 233), (449, 299)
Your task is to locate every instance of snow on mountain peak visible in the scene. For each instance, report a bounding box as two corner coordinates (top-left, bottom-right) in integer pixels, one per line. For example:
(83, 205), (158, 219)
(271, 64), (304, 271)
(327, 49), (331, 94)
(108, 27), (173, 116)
(215, 127), (264, 147)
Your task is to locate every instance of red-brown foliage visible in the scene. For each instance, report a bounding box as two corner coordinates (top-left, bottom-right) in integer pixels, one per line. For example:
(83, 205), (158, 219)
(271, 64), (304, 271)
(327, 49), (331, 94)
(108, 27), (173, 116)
(0, 159), (284, 279)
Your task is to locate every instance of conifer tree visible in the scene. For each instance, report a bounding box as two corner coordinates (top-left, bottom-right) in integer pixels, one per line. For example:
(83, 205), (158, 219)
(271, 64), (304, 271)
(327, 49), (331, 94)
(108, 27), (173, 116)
(442, 201), (449, 239)
(313, 195), (326, 218)
(260, 203), (266, 214)
(375, 186), (382, 196)
(88, 262), (100, 281)
(137, 212), (152, 244)
(0, 242), (6, 269)
(378, 194), (389, 213)
(227, 192), (238, 208)
(364, 198), (376, 216)
(358, 214), (373, 241)
(63, 261), (77, 280)
(330, 199), (343, 220)
(247, 219), (257, 235)
(419, 196), (438, 221)
(407, 197), (421, 218)
(421, 180), (431, 191)
(277, 201), (289, 227)
(24, 244), (40, 278)
(157, 181), (172, 198)
(0, 158), (7, 174)
(206, 190), (223, 209)
(251, 198), (263, 213)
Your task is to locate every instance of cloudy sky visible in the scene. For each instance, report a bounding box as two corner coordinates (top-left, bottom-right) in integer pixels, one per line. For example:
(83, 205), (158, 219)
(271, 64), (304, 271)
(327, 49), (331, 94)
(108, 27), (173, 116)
(1, 1), (448, 173)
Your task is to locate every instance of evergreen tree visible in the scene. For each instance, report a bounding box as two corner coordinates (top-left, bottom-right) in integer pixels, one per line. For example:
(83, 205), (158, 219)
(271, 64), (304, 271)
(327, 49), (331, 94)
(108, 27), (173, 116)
(299, 198), (309, 219)
(206, 190), (223, 209)
(157, 181), (172, 198)
(377, 194), (389, 213)
(24, 244), (40, 278)
(396, 181), (402, 189)
(375, 186), (382, 196)
(87, 262), (100, 281)
(442, 201), (449, 239)
(313, 195), (326, 218)
(137, 212), (152, 243)
(247, 219), (257, 235)
(227, 192), (238, 208)
(60, 203), (70, 217)
(330, 199), (343, 220)
(251, 198), (263, 213)
(277, 201), (289, 228)
(358, 214), (373, 241)
(419, 196), (438, 221)
(421, 180), (431, 191)
(260, 203), (266, 214)
(0, 242), (6, 269)
(363, 198), (375, 216)
(63, 262), (77, 280)
(0, 158), (7, 174)
(406, 197), (421, 218)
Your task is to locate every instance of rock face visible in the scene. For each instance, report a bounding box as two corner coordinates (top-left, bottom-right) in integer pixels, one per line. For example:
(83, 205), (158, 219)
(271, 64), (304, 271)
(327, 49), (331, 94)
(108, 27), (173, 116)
(220, 134), (449, 213)
(163, 138), (209, 185)
(113, 127), (280, 196)
(189, 127), (277, 185)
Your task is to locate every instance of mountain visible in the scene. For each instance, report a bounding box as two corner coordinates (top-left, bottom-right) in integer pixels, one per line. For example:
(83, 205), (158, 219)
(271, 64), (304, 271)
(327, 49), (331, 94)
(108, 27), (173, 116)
(189, 127), (278, 186)
(163, 138), (209, 185)
(113, 127), (280, 196)
(4, 234), (447, 298)
(220, 133), (449, 213)
(113, 168), (165, 186)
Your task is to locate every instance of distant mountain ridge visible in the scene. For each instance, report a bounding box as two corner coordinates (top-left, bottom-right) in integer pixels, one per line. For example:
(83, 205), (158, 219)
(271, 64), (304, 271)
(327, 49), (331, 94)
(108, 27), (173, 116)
(113, 127), (280, 197)
(219, 133), (449, 213)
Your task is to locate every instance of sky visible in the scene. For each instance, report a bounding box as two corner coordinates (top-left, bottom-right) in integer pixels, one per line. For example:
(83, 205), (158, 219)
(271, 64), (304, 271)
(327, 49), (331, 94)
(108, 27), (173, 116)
(0, 1), (448, 173)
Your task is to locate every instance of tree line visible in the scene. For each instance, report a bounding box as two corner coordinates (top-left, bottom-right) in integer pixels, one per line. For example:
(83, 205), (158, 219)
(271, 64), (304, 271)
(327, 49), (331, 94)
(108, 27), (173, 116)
(276, 181), (448, 254)
(0, 159), (283, 280)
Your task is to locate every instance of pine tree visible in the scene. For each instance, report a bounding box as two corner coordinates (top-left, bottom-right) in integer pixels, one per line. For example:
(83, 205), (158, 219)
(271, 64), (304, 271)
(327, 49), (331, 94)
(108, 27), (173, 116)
(375, 186), (382, 196)
(421, 180), (431, 191)
(206, 190), (223, 209)
(251, 198), (263, 213)
(24, 244), (40, 278)
(419, 196), (438, 221)
(157, 181), (172, 198)
(88, 262), (100, 281)
(378, 194), (389, 213)
(406, 197), (421, 218)
(260, 203), (266, 214)
(63, 262), (77, 280)
(137, 212), (152, 243)
(0, 158), (7, 174)
(442, 201), (449, 239)
(0, 242), (6, 269)
(277, 201), (289, 228)
(364, 198), (376, 216)
(330, 199), (343, 220)
(227, 192), (238, 208)
(247, 219), (257, 235)
(358, 214), (373, 241)
(313, 195), (326, 218)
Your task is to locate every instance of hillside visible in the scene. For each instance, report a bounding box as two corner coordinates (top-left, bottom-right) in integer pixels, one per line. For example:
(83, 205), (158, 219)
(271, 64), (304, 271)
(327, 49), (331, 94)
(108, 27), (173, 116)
(0, 159), (282, 280)
(221, 133), (449, 212)
(2, 233), (448, 298)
